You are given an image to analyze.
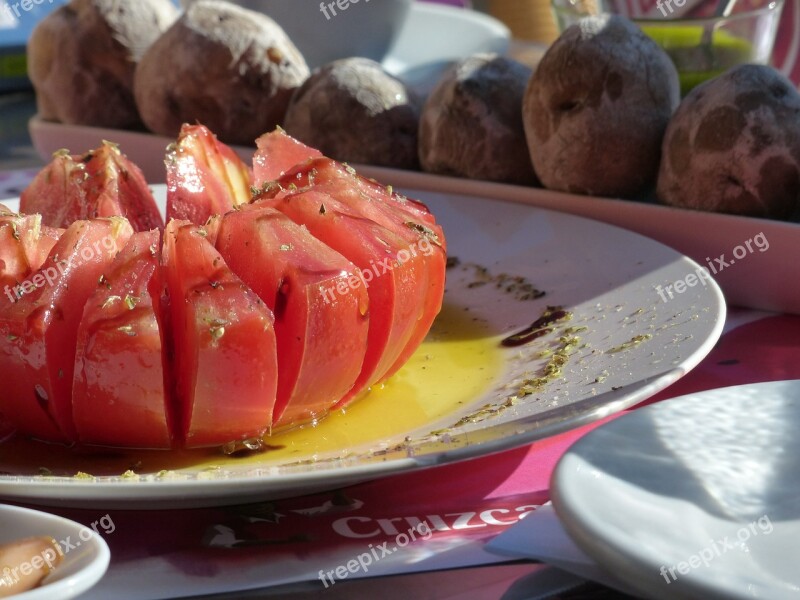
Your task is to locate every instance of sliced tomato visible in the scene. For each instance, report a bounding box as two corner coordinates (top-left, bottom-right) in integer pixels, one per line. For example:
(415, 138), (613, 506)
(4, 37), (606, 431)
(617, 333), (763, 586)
(253, 128), (322, 186)
(0, 213), (61, 295)
(263, 158), (446, 381)
(20, 144), (163, 231)
(166, 124), (253, 225)
(215, 206), (369, 429)
(19, 150), (85, 228)
(0, 214), (62, 440)
(273, 158), (445, 249)
(72, 230), (172, 449)
(163, 219), (278, 448)
(81, 142), (164, 231)
(0, 218), (133, 442)
(253, 189), (426, 403)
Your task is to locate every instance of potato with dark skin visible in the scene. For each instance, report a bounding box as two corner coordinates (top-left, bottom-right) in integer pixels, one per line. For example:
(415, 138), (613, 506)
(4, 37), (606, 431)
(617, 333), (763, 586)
(523, 15), (680, 198)
(419, 54), (537, 185)
(283, 58), (420, 170)
(658, 64), (800, 220)
(27, 0), (177, 129)
(134, 0), (309, 145)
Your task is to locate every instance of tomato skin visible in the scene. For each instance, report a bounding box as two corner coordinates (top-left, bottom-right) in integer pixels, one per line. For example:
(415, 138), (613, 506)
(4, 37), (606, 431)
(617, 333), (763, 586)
(81, 143), (164, 231)
(21, 144), (162, 232)
(262, 158), (447, 382)
(20, 150), (85, 228)
(0, 214), (63, 441)
(0, 218), (133, 442)
(253, 189), (426, 403)
(72, 230), (172, 449)
(271, 158), (445, 250)
(215, 207), (369, 429)
(253, 128), (322, 185)
(163, 220), (278, 448)
(166, 124), (253, 225)
(0, 213), (61, 295)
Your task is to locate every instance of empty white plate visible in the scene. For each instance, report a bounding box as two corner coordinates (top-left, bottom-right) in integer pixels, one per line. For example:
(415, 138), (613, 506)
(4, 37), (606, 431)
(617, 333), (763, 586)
(552, 380), (800, 600)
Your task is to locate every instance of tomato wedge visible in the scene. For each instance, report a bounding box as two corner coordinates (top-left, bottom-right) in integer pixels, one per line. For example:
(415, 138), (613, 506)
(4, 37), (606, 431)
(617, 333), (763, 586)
(215, 206), (369, 429)
(0, 213), (62, 440)
(20, 144), (163, 231)
(253, 189), (426, 403)
(0, 213), (61, 296)
(263, 159), (446, 381)
(166, 124), (253, 226)
(20, 150), (85, 228)
(252, 129), (442, 241)
(81, 142), (164, 231)
(163, 220), (278, 447)
(0, 218), (133, 442)
(253, 128), (322, 185)
(72, 230), (172, 449)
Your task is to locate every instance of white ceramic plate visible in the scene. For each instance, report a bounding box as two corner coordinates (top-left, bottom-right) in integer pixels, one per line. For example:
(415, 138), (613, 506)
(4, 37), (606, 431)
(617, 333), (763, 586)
(0, 504), (109, 599)
(552, 380), (800, 600)
(0, 186), (724, 508)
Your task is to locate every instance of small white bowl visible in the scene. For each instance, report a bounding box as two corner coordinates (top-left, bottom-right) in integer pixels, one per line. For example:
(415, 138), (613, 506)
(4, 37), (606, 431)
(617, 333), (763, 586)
(0, 504), (110, 600)
(181, 0), (414, 68)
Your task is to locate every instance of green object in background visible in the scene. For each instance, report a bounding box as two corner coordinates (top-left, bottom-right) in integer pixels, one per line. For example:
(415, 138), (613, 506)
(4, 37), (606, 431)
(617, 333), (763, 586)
(0, 53), (27, 79)
(641, 25), (753, 95)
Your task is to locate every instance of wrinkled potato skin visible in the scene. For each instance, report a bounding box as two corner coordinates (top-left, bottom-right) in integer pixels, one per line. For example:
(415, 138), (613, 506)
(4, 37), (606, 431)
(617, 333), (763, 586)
(524, 15), (680, 198)
(419, 54), (537, 185)
(28, 0), (177, 128)
(134, 0), (309, 145)
(283, 58), (420, 169)
(658, 64), (800, 219)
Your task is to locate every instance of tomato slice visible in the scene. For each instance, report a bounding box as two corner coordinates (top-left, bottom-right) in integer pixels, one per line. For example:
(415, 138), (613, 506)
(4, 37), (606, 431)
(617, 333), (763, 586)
(264, 159), (446, 381)
(0, 218), (133, 442)
(166, 124), (253, 225)
(215, 206), (369, 429)
(253, 128), (322, 185)
(273, 158), (445, 249)
(20, 144), (163, 231)
(253, 189), (426, 403)
(0, 213), (61, 295)
(163, 220), (278, 448)
(72, 230), (172, 449)
(0, 214), (62, 440)
(20, 150), (85, 228)
(81, 142), (164, 231)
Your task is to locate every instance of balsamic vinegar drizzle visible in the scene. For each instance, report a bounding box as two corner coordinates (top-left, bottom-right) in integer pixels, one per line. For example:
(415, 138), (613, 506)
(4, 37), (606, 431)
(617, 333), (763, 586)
(501, 306), (573, 347)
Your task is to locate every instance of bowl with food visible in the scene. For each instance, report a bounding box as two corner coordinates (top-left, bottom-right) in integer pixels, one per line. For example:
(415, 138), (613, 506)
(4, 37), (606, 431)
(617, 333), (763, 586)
(550, 0), (785, 94)
(180, 0), (414, 68)
(0, 504), (110, 599)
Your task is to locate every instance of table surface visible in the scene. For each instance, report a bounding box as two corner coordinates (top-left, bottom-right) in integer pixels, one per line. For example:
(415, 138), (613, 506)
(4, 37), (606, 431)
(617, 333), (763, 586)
(1, 93), (798, 600)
